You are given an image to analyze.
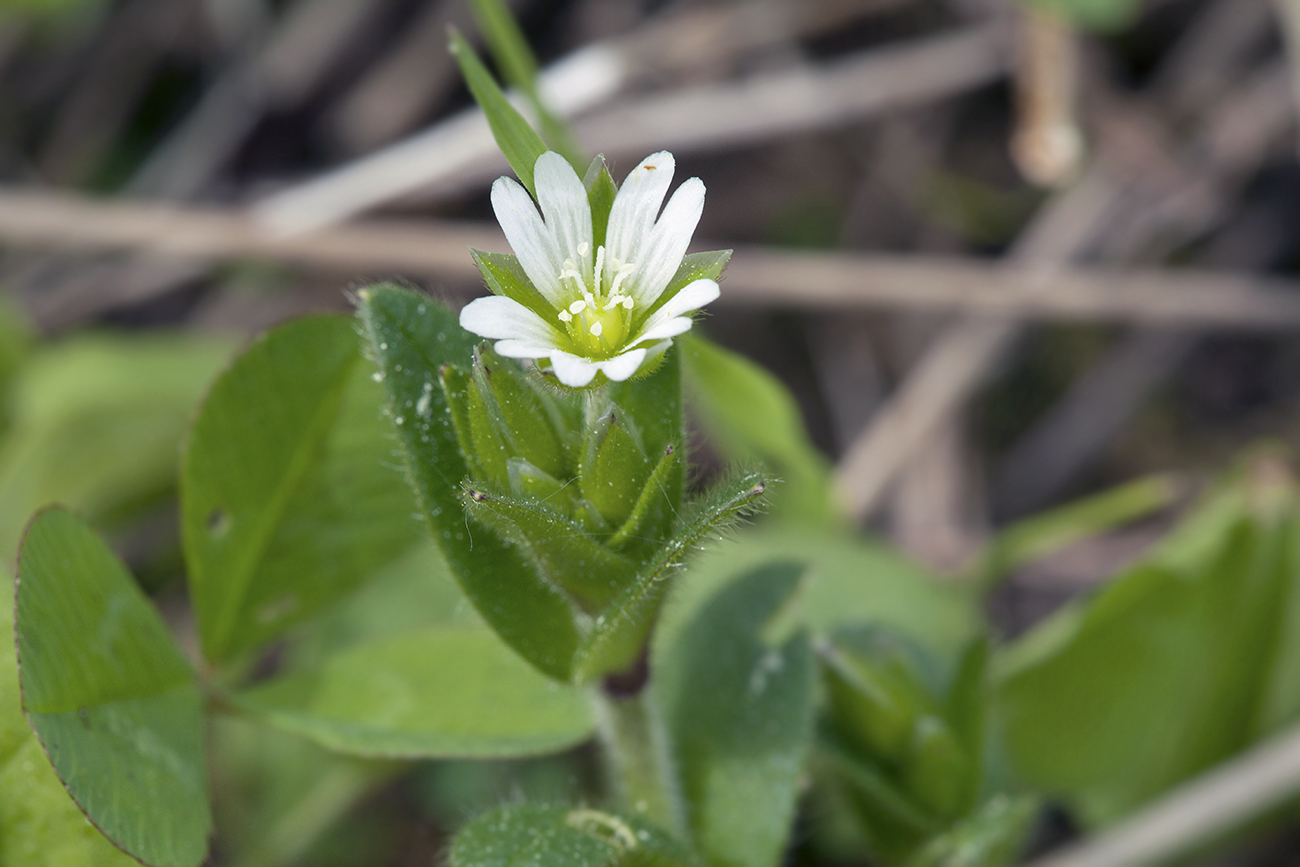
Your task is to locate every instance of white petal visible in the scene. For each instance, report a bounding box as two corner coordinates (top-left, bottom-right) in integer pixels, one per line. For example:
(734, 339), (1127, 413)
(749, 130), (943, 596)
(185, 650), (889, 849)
(605, 152), (675, 274)
(533, 152), (594, 283)
(491, 176), (565, 307)
(494, 339), (559, 358)
(628, 278), (718, 347)
(459, 295), (558, 343)
(549, 351), (599, 387)
(596, 348), (648, 382)
(633, 316), (693, 344)
(627, 177), (705, 308)
(658, 277), (720, 318)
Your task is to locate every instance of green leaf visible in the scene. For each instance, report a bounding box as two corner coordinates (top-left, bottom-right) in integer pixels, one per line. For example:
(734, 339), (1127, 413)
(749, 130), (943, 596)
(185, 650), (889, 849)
(462, 487), (637, 612)
(821, 643), (921, 765)
(182, 314), (420, 664)
(996, 484), (1297, 825)
(969, 474), (1179, 591)
(0, 332), (232, 562)
(466, 0), (586, 168)
(573, 471), (769, 682)
(656, 525), (978, 662)
(357, 285), (582, 681)
(16, 508), (210, 867)
(900, 716), (969, 819)
(234, 627), (594, 758)
(680, 334), (835, 522)
(0, 576), (140, 867)
(585, 156), (619, 249)
(282, 538), (481, 673)
(907, 795), (1038, 867)
(449, 804), (697, 867)
(814, 737), (940, 863)
(946, 639), (989, 811)
(656, 561), (817, 867)
(449, 29), (549, 196)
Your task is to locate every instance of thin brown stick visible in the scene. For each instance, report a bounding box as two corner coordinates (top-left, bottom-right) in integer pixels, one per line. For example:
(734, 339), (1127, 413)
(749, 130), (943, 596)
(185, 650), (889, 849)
(832, 9), (1291, 523)
(7, 189), (1300, 330)
(1027, 720), (1300, 867)
(253, 23), (1009, 234)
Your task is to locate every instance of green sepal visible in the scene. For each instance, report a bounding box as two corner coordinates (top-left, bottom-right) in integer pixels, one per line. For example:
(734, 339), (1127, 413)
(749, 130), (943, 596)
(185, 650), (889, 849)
(581, 407), (652, 528)
(606, 343), (683, 470)
(462, 485), (638, 612)
(572, 471), (769, 682)
(820, 737), (939, 842)
(574, 498), (611, 534)
(470, 249), (556, 324)
(642, 250), (732, 322)
(909, 795), (1038, 867)
(584, 156), (619, 250)
(608, 445), (682, 559)
(507, 457), (575, 509)
(474, 343), (568, 479)
(821, 643), (919, 765)
(440, 363), (482, 479)
(466, 363), (512, 487)
(357, 284), (582, 681)
(449, 29), (548, 196)
(901, 716), (970, 820)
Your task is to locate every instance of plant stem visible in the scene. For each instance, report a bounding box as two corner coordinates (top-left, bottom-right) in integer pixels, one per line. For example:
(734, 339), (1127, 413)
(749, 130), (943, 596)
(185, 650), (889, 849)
(594, 687), (688, 838)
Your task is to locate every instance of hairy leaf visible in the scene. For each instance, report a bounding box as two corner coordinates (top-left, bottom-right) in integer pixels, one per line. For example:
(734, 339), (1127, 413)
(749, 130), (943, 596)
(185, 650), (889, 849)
(357, 285), (582, 681)
(656, 561), (817, 867)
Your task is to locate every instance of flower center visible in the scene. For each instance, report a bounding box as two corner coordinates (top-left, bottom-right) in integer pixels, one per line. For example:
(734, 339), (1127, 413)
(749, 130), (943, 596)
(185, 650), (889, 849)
(554, 242), (637, 358)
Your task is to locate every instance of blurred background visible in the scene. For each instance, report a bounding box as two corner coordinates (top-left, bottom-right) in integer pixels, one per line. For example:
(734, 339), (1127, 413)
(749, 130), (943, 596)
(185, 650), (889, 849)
(1, 0), (1300, 863)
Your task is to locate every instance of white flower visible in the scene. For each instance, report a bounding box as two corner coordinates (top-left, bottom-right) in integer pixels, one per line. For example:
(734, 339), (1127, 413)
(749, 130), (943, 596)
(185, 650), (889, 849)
(459, 150), (721, 388)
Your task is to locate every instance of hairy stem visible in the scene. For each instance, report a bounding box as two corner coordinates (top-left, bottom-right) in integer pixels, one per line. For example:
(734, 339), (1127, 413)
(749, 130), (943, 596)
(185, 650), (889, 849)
(594, 686), (688, 838)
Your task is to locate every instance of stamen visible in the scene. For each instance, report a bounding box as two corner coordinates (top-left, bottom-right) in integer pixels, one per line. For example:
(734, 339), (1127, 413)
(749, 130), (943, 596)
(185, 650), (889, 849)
(590, 322), (603, 337)
(577, 242), (590, 257)
(558, 310), (572, 322)
(569, 300), (586, 314)
(609, 269), (629, 297)
(622, 297), (634, 310)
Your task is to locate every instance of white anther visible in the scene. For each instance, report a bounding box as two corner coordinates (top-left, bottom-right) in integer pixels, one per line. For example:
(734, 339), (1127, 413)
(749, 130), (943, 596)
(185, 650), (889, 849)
(558, 310), (572, 322)
(590, 321), (603, 337)
(577, 242), (590, 257)
(569, 299), (586, 314)
(622, 297), (634, 310)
